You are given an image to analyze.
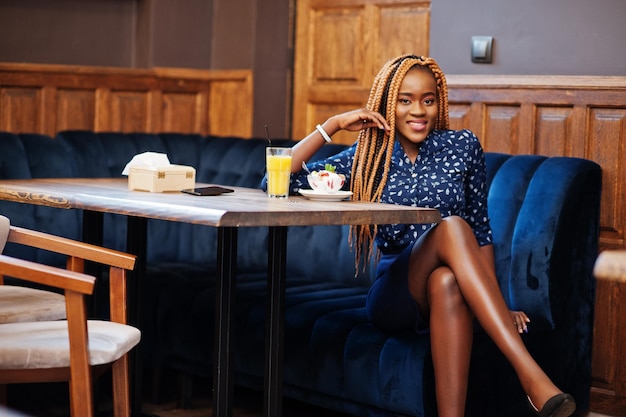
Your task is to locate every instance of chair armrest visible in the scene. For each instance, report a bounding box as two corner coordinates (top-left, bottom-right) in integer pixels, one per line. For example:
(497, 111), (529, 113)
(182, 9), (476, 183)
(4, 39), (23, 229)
(0, 254), (94, 294)
(5, 226), (135, 324)
(7, 226), (135, 271)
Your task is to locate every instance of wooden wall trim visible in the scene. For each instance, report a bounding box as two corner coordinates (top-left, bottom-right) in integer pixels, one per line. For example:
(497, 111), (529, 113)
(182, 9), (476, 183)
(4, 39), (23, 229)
(0, 63), (253, 137)
(447, 74), (626, 89)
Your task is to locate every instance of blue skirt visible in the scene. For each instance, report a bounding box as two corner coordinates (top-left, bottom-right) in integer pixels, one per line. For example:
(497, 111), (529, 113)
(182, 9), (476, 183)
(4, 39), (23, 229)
(366, 242), (429, 334)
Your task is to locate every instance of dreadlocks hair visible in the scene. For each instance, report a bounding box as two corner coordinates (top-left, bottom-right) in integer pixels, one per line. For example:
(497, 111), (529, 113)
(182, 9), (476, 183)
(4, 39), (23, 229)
(349, 54), (450, 273)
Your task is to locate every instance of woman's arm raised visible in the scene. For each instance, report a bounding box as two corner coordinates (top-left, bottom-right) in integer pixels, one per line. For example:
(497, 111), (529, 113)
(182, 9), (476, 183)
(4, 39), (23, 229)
(290, 109), (389, 172)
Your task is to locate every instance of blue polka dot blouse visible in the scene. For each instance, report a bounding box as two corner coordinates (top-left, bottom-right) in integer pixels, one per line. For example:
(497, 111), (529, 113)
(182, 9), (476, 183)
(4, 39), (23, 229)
(292, 129), (493, 253)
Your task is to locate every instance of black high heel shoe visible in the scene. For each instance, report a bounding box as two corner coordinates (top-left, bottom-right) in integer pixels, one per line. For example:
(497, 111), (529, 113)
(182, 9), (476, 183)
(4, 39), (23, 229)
(527, 393), (576, 417)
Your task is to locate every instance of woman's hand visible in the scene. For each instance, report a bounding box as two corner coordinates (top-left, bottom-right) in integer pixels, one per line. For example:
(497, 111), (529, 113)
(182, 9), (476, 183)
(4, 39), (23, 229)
(324, 108), (390, 134)
(510, 310), (530, 333)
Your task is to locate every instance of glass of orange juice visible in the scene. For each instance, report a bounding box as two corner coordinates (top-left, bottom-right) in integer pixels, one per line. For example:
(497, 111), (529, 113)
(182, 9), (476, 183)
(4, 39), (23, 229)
(266, 147), (292, 198)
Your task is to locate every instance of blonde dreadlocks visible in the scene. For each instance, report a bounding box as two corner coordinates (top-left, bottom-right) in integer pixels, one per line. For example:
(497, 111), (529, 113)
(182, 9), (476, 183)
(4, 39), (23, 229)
(350, 55), (450, 272)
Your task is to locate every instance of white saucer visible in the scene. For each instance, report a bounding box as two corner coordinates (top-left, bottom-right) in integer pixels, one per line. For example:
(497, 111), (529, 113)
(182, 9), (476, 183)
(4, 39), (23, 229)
(298, 189), (353, 201)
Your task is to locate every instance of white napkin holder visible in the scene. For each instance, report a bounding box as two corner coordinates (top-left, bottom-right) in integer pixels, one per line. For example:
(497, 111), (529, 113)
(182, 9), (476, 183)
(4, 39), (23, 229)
(123, 152), (196, 192)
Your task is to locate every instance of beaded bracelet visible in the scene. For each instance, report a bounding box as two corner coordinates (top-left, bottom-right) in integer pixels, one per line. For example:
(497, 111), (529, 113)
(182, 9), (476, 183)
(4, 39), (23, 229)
(316, 124), (332, 143)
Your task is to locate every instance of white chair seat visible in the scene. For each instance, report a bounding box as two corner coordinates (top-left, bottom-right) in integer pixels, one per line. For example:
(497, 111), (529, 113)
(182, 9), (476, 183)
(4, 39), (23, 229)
(0, 320), (141, 369)
(0, 286), (66, 323)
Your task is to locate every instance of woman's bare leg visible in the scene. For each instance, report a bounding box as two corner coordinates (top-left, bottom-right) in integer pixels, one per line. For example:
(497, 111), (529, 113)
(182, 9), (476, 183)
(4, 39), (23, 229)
(407, 216), (563, 412)
(426, 267), (474, 417)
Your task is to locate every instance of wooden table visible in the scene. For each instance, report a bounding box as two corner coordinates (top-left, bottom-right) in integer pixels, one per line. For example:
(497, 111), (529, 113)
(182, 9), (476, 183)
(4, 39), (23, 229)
(0, 178), (441, 417)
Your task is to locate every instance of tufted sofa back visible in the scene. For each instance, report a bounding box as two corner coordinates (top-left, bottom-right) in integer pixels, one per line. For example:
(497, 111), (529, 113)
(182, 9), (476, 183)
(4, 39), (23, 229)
(0, 133), (81, 265)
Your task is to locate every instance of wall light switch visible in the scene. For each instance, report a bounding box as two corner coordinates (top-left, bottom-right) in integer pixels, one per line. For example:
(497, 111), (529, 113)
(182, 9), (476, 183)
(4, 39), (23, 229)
(471, 36), (493, 63)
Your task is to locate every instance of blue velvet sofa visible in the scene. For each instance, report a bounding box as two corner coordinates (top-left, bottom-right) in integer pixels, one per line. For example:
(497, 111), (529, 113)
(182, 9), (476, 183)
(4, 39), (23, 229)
(0, 131), (601, 417)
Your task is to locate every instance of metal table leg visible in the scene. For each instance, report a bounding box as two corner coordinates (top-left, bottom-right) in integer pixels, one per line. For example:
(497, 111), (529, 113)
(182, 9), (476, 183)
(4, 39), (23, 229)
(126, 216), (147, 417)
(264, 226), (288, 417)
(213, 226), (238, 417)
(82, 211), (147, 417)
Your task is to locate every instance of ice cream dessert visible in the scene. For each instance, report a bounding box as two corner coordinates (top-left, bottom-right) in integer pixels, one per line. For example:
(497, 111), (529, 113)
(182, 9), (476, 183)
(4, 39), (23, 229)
(307, 164), (345, 193)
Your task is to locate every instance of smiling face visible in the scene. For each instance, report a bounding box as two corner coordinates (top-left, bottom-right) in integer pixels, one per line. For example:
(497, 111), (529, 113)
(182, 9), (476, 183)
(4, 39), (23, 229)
(394, 66), (439, 157)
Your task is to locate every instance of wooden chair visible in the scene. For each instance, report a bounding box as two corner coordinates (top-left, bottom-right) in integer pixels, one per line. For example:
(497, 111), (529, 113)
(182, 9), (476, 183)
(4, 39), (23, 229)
(0, 220), (138, 417)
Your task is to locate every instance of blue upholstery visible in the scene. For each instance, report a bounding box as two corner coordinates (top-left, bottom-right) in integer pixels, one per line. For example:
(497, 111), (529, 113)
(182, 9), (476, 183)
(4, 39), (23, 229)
(0, 131), (601, 417)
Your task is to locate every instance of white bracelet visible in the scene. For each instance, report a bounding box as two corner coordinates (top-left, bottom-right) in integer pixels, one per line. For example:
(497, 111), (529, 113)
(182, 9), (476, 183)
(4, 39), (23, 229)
(316, 124), (332, 143)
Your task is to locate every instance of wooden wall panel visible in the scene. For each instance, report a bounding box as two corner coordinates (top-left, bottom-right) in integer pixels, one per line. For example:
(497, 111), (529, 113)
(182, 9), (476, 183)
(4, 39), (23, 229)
(448, 103), (472, 130)
(161, 93), (201, 134)
(591, 281), (619, 388)
(446, 75), (626, 415)
(0, 87), (41, 133)
(534, 106), (573, 157)
(312, 9), (365, 84)
(207, 79), (253, 138)
(588, 108), (626, 244)
(56, 89), (96, 132)
(378, 4), (430, 70)
(483, 105), (521, 154)
(0, 63), (253, 137)
(110, 91), (150, 133)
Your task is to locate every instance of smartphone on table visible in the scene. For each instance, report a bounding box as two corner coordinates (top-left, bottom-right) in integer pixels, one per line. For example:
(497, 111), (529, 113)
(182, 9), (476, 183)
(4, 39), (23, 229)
(181, 186), (234, 196)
